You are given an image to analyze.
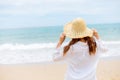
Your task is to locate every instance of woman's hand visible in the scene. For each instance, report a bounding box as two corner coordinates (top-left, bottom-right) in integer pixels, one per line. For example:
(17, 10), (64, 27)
(92, 29), (99, 39)
(56, 32), (66, 48)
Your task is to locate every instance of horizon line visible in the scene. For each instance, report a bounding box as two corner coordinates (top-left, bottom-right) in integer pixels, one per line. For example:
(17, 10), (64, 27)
(0, 22), (120, 30)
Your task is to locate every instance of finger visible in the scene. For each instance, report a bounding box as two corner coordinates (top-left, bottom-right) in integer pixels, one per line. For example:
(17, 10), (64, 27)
(62, 32), (66, 36)
(93, 29), (97, 33)
(61, 32), (65, 37)
(60, 33), (65, 38)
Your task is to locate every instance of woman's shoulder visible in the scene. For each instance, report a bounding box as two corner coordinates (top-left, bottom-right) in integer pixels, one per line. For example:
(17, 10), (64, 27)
(71, 41), (88, 50)
(73, 41), (87, 46)
(93, 37), (108, 53)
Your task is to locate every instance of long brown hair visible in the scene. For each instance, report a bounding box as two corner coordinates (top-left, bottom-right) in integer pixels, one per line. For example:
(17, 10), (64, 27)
(63, 37), (97, 56)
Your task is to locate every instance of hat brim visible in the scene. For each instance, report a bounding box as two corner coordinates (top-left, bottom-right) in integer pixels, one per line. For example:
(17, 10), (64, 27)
(64, 23), (93, 38)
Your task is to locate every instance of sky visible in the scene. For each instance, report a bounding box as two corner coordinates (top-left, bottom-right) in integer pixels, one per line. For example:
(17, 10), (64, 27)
(0, 0), (120, 28)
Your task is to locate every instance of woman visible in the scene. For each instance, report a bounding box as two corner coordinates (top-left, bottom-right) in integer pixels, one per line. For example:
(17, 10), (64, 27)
(52, 18), (107, 80)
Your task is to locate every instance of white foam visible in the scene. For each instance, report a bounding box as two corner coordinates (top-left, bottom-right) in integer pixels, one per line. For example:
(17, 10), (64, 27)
(0, 41), (120, 64)
(0, 43), (56, 50)
(104, 41), (120, 44)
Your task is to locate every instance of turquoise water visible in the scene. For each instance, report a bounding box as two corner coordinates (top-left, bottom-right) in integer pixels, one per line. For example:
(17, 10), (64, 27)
(0, 26), (62, 44)
(0, 23), (120, 64)
(0, 23), (120, 44)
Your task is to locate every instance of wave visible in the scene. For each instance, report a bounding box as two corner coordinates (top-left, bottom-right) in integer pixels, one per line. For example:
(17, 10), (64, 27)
(0, 43), (57, 50)
(0, 41), (120, 64)
(0, 41), (120, 50)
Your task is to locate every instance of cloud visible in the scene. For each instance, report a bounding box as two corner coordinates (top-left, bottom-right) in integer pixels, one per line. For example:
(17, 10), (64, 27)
(0, 0), (120, 28)
(0, 0), (119, 16)
(0, 0), (117, 15)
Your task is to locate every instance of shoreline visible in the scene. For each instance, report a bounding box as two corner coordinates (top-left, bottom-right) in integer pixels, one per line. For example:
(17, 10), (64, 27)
(0, 55), (120, 65)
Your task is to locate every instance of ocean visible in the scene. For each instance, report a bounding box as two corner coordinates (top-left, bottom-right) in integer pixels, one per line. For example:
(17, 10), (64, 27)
(0, 23), (120, 64)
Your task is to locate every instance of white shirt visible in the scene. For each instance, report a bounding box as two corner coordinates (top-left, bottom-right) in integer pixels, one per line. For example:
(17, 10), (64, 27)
(52, 38), (108, 80)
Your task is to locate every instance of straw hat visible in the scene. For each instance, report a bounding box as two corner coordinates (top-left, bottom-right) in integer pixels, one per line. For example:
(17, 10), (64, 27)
(64, 18), (93, 38)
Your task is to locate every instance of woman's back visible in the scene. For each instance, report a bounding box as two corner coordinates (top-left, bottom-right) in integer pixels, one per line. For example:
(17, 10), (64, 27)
(53, 38), (107, 80)
(66, 41), (99, 68)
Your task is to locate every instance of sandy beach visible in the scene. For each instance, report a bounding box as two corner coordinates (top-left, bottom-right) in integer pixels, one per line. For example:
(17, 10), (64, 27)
(0, 59), (120, 80)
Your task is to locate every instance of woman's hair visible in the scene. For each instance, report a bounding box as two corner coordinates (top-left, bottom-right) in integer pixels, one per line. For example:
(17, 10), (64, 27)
(63, 37), (97, 56)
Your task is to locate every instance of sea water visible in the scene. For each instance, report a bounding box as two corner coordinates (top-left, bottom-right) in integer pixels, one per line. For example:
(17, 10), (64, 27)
(0, 23), (120, 64)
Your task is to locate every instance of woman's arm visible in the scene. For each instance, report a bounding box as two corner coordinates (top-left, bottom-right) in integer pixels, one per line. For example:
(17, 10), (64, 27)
(92, 29), (108, 53)
(92, 29), (100, 39)
(52, 33), (66, 61)
(56, 32), (66, 48)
